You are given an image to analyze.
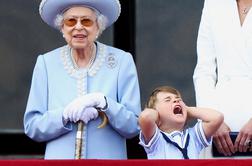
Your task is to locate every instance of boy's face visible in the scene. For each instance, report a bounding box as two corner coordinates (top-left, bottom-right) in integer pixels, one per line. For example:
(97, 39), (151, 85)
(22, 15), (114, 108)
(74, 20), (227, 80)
(155, 91), (187, 127)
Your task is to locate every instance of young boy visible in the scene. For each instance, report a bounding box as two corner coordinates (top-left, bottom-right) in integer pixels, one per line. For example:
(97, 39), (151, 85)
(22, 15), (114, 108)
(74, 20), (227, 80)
(138, 86), (223, 159)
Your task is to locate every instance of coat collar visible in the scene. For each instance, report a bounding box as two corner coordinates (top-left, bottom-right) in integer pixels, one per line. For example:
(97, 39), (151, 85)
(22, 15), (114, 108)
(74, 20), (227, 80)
(60, 42), (106, 79)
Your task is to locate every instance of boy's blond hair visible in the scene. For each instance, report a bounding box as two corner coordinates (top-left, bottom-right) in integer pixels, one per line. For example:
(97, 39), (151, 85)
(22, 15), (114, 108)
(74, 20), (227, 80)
(146, 86), (181, 109)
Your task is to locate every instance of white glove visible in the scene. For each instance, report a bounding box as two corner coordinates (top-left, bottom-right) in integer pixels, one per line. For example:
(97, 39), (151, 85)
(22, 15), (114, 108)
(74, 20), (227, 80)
(81, 92), (107, 110)
(63, 106), (98, 123)
(63, 92), (107, 122)
(78, 107), (99, 124)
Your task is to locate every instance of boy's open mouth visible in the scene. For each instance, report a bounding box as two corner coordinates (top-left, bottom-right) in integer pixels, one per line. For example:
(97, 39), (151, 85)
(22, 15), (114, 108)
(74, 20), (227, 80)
(173, 105), (182, 115)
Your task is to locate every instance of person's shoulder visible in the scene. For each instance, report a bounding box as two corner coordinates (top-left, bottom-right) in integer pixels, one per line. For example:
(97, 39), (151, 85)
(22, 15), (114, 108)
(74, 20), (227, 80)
(37, 46), (66, 64)
(204, 0), (218, 4)
(34, 46), (65, 66)
(187, 121), (200, 132)
(204, 0), (227, 8)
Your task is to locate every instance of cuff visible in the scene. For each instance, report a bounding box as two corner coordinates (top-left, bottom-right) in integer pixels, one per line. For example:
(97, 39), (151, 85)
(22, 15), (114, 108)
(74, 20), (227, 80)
(100, 96), (108, 111)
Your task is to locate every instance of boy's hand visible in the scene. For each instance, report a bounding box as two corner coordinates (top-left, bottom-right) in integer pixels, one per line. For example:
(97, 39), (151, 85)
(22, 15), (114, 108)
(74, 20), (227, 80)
(139, 108), (160, 143)
(141, 108), (160, 126)
(179, 100), (194, 121)
(179, 100), (187, 111)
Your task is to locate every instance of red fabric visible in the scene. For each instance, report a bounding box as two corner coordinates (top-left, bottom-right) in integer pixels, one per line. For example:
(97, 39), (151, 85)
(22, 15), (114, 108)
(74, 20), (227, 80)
(1, 159), (252, 166)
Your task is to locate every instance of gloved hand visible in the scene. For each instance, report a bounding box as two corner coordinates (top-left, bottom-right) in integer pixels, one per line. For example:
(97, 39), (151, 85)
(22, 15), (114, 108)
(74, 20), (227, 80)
(63, 92), (107, 123)
(79, 107), (99, 124)
(82, 92), (107, 110)
(63, 106), (98, 123)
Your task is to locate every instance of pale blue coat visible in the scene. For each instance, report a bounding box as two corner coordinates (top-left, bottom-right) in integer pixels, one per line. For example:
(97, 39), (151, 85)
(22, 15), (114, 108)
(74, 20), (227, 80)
(23, 42), (141, 159)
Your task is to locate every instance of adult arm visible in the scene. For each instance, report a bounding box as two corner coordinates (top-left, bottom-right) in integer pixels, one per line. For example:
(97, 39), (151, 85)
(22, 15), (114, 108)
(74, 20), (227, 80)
(193, 0), (217, 109)
(193, 0), (238, 156)
(104, 52), (141, 138)
(23, 55), (72, 142)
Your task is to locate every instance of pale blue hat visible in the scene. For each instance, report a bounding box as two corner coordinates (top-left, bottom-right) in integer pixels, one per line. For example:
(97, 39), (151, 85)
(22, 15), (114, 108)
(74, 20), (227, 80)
(39, 0), (121, 29)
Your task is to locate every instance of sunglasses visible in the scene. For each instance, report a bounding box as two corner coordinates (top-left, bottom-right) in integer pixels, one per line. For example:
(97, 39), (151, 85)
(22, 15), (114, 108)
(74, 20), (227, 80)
(63, 17), (95, 27)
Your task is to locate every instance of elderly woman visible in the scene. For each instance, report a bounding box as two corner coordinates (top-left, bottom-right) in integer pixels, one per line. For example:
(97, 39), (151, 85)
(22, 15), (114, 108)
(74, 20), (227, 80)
(23, 0), (141, 159)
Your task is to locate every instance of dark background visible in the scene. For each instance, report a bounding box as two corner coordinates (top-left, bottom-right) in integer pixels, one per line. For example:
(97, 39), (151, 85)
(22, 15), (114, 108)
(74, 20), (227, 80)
(0, 0), (204, 159)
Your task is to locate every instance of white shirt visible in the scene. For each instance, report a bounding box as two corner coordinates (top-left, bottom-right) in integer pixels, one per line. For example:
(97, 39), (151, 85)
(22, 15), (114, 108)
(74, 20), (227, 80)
(139, 121), (211, 159)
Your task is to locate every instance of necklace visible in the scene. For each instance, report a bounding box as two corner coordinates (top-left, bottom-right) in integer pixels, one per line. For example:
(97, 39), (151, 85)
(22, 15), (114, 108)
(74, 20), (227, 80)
(70, 44), (96, 69)
(60, 42), (106, 79)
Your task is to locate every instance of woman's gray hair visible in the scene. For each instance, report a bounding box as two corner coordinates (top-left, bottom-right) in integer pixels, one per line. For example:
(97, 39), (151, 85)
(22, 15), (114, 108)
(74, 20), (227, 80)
(54, 7), (108, 37)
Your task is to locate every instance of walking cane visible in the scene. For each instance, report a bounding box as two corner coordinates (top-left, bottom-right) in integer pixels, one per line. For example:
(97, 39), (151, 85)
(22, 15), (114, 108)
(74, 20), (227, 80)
(75, 121), (84, 159)
(74, 110), (108, 159)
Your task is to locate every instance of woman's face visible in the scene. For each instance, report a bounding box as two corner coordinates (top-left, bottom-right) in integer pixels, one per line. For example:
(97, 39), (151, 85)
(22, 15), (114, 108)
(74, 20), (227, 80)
(61, 6), (99, 49)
